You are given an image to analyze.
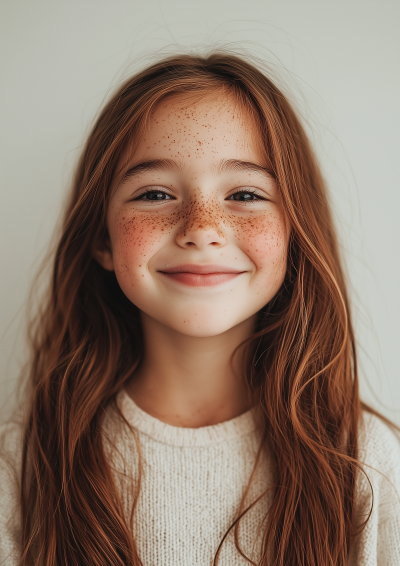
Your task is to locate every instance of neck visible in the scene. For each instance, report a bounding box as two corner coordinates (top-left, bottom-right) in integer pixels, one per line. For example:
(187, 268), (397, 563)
(126, 313), (256, 427)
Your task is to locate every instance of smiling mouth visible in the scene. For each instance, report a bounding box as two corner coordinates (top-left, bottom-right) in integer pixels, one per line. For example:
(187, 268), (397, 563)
(158, 264), (246, 287)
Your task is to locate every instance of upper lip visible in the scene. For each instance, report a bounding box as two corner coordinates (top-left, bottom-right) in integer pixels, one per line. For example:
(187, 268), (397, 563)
(159, 264), (245, 274)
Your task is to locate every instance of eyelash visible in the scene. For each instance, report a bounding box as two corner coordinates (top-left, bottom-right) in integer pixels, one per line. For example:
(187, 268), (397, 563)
(228, 188), (266, 203)
(133, 188), (267, 204)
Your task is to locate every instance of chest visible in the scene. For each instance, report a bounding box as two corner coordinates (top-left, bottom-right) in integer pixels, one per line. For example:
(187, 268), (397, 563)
(113, 430), (274, 565)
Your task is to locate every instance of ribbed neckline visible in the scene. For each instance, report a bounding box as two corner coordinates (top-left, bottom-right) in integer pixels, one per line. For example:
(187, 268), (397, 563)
(116, 389), (258, 447)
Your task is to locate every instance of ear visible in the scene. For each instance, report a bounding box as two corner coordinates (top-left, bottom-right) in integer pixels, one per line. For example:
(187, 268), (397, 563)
(92, 236), (115, 271)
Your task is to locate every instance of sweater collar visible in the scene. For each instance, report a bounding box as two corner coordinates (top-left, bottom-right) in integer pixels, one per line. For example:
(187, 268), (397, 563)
(116, 389), (259, 447)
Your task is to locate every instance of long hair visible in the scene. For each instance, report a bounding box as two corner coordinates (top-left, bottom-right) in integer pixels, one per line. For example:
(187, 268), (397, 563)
(18, 51), (388, 565)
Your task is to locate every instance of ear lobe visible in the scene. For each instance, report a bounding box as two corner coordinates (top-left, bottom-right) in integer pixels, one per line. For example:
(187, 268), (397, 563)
(93, 239), (115, 271)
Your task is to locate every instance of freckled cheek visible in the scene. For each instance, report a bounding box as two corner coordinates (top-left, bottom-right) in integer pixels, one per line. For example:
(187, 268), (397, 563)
(236, 221), (288, 269)
(111, 218), (170, 278)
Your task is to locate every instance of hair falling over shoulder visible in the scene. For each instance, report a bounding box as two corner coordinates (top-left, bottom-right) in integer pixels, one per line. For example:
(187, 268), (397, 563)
(17, 51), (390, 566)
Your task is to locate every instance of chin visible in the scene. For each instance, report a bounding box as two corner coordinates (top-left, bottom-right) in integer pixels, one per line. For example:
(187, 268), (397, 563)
(168, 313), (245, 338)
(175, 325), (236, 338)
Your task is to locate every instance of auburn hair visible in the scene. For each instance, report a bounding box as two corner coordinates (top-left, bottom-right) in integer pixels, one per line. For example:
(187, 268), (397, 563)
(18, 51), (390, 565)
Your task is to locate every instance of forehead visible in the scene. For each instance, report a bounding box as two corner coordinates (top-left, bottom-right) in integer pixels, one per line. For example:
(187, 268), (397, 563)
(134, 92), (263, 165)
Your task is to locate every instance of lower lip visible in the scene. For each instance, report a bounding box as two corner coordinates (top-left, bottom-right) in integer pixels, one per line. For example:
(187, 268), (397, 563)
(160, 272), (242, 287)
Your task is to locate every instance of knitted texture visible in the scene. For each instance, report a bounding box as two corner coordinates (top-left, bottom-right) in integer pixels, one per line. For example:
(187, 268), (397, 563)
(1, 390), (400, 565)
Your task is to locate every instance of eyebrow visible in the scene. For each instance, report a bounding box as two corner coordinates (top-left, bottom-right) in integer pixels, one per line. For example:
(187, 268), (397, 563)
(122, 159), (181, 180)
(121, 157), (271, 181)
(215, 159), (271, 176)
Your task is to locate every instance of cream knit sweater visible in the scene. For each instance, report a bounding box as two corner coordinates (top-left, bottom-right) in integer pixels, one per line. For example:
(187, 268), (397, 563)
(1, 389), (400, 565)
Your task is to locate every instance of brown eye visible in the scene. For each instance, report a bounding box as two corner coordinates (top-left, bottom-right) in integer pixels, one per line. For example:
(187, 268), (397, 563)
(135, 190), (174, 201)
(227, 190), (264, 202)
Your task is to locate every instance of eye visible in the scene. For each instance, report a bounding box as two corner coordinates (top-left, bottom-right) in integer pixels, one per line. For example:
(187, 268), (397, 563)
(134, 189), (175, 202)
(226, 189), (266, 202)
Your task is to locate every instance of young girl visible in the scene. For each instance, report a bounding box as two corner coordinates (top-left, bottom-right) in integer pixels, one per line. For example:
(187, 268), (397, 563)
(1, 52), (399, 566)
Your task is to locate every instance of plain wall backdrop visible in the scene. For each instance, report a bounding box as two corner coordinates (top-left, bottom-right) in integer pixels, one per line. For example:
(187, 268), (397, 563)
(0, 0), (399, 423)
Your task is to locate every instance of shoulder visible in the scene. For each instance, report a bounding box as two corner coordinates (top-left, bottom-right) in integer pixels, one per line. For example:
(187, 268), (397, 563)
(356, 410), (400, 503)
(358, 410), (400, 482)
(0, 419), (24, 481)
(0, 421), (25, 566)
(349, 411), (400, 565)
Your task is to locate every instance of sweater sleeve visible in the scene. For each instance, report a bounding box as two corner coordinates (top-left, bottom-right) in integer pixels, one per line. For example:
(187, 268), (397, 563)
(348, 412), (400, 566)
(0, 422), (23, 566)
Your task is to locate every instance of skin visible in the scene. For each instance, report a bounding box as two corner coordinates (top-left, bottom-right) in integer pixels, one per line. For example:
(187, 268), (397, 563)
(94, 92), (290, 427)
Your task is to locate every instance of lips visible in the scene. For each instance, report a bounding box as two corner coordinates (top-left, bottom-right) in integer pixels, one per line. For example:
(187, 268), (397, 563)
(158, 264), (245, 287)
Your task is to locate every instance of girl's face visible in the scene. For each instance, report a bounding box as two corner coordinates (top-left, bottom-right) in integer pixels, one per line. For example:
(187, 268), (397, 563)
(97, 93), (290, 337)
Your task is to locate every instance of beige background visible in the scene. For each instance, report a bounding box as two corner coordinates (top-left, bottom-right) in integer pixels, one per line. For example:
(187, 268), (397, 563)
(1, 0), (399, 423)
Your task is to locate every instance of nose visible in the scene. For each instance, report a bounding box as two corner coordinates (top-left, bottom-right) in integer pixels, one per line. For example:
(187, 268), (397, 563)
(176, 228), (227, 249)
(175, 200), (227, 250)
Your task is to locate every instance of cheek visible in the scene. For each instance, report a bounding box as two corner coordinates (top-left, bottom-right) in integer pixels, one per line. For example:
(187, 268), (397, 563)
(111, 213), (175, 276)
(232, 213), (288, 272)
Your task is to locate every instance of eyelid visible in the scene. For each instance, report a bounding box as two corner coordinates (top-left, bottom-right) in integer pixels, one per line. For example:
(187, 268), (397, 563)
(132, 186), (177, 201)
(225, 187), (269, 200)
